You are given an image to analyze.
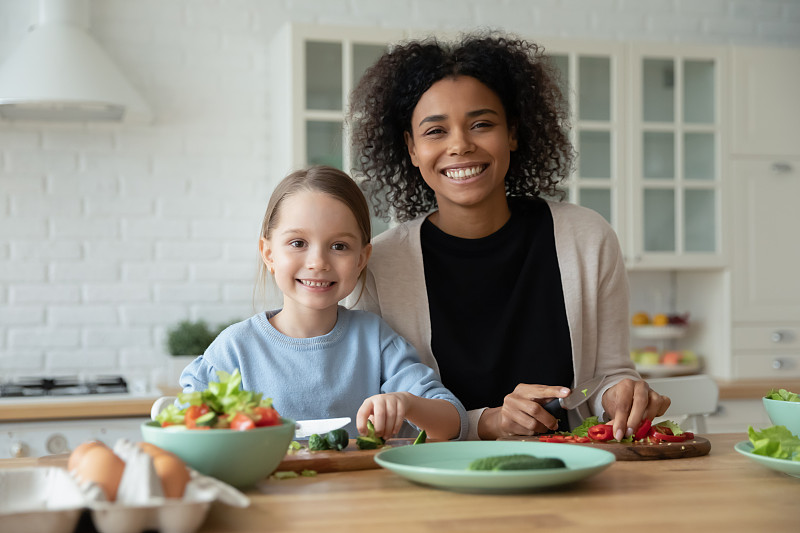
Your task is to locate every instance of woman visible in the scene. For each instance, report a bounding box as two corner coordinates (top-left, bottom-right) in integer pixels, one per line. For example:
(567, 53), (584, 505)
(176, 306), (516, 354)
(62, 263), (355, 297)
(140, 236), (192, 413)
(346, 32), (670, 440)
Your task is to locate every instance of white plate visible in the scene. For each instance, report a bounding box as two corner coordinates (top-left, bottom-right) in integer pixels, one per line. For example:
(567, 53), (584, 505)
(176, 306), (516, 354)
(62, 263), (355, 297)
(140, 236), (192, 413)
(734, 441), (800, 478)
(374, 441), (615, 493)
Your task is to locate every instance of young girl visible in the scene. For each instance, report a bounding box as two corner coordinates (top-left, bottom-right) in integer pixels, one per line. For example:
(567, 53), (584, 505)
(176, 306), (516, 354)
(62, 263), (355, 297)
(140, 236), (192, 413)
(346, 32), (670, 441)
(179, 165), (467, 441)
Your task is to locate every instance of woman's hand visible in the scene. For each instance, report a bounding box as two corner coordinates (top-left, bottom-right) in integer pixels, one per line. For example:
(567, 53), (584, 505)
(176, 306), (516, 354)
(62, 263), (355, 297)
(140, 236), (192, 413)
(477, 384), (570, 440)
(357, 392), (413, 439)
(601, 379), (671, 441)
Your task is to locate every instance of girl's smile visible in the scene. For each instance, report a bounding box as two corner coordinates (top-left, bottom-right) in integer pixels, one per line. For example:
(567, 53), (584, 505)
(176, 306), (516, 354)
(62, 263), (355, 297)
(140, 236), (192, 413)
(260, 190), (371, 337)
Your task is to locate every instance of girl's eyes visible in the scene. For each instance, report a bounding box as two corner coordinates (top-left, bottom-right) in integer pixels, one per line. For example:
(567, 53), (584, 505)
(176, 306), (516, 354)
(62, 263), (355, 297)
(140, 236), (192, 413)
(287, 240), (349, 251)
(331, 243), (348, 251)
(288, 240), (306, 248)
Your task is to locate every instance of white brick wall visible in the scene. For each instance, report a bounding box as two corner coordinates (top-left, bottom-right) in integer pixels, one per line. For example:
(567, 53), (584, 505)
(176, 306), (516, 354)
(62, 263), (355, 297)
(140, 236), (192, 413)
(0, 0), (798, 381)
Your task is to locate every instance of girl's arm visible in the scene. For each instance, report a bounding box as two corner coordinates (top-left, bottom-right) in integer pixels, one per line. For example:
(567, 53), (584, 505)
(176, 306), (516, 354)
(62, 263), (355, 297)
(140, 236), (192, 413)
(357, 392), (461, 441)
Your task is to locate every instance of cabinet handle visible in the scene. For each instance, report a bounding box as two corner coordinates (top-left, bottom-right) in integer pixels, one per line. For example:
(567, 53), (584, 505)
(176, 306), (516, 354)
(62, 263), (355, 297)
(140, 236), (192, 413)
(771, 162), (793, 174)
(772, 359), (784, 370)
(771, 331), (784, 343)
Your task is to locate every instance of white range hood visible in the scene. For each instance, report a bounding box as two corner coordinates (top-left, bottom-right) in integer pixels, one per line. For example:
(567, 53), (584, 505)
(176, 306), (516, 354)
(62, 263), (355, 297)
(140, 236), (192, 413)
(0, 0), (152, 123)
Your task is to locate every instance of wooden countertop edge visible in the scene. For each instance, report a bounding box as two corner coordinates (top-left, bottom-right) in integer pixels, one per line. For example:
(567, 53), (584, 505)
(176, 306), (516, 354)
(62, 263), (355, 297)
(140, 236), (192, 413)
(716, 378), (800, 400)
(0, 397), (157, 423)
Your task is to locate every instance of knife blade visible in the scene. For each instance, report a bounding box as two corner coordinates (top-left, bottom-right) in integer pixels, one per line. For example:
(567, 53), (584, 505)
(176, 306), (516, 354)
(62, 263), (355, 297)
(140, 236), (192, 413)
(543, 375), (607, 432)
(294, 417), (351, 439)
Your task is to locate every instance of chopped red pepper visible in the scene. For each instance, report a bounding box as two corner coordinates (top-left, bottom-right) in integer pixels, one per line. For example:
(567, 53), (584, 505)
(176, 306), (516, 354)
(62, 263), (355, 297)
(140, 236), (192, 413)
(634, 419), (652, 441)
(588, 424), (614, 441)
(651, 431), (688, 442)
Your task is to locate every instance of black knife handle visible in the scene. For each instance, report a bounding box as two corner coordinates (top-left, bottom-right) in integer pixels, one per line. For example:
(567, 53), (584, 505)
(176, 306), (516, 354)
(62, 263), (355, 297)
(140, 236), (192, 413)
(542, 398), (569, 432)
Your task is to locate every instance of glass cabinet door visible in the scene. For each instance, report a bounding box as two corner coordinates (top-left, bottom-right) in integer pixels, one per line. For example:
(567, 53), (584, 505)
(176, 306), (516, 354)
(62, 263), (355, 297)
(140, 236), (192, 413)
(549, 50), (621, 231)
(633, 49), (723, 267)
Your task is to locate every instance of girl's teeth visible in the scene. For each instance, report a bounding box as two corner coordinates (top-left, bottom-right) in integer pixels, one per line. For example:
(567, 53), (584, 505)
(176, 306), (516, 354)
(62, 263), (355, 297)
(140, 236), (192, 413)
(301, 280), (331, 287)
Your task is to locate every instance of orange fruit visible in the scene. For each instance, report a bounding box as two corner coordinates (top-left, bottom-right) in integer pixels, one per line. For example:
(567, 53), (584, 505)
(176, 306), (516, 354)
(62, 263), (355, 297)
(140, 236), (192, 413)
(653, 313), (669, 326)
(631, 312), (650, 326)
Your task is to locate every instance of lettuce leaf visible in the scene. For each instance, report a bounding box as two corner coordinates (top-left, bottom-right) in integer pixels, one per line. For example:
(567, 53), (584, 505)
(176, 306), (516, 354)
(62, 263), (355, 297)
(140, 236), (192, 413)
(170, 369), (273, 422)
(765, 388), (800, 402)
(748, 425), (800, 461)
(568, 416), (600, 437)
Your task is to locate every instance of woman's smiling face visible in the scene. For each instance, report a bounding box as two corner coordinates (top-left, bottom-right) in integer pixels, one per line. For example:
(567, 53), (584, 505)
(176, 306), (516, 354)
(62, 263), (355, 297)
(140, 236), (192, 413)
(404, 75), (517, 217)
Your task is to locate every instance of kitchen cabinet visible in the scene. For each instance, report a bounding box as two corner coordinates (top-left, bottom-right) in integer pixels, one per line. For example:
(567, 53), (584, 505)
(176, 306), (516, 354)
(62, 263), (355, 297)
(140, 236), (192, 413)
(627, 44), (727, 269)
(546, 40), (727, 269)
(270, 24), (404, 236)
(731, 47), (800, 158)
(728, 45), (800, 379)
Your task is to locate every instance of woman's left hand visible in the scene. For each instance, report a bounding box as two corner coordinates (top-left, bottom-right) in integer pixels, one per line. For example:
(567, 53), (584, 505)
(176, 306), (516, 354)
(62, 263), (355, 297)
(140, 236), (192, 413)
(601, 379), (670, 441)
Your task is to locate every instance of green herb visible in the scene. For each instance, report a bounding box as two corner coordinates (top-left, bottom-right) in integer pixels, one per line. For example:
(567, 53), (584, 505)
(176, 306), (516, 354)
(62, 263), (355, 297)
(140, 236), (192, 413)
(748, 425), (800, 461)
(765, 388), (800, 402)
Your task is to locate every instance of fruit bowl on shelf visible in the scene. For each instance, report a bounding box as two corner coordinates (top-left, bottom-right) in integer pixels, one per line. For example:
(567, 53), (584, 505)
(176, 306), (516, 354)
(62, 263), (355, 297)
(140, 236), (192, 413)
(634, 361), (701, 378)
(630, 349), (701, 378)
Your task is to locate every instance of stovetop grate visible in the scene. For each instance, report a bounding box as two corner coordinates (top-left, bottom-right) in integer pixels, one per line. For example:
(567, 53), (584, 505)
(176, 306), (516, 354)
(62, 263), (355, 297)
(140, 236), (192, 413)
(0, 376), (128, 397)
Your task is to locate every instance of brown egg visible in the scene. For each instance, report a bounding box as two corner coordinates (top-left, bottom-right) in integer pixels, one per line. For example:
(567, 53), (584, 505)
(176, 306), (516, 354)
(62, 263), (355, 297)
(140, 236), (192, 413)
(152, 453), (190, 498)
(137, 442), (190, 498)
(75, 445), (125, 501)
(67, 440), (107, 472)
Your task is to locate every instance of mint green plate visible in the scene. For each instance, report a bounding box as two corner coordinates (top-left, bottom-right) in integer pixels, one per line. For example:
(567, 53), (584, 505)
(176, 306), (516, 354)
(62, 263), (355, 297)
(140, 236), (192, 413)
(734, 441), (800, 479)
(374, 441), (615, 493)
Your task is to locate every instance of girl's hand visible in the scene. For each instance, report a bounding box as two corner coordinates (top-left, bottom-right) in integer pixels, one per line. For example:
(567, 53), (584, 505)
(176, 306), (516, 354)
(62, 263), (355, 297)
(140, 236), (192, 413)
(601, 379), (671, 441)
(357, 392), (414, 439)
(478, 384), (570, 439)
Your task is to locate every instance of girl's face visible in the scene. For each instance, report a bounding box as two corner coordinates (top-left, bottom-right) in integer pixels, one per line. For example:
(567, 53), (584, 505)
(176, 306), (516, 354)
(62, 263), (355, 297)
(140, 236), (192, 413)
(260, 190), (371, 317)
(404, 75), (518, 216)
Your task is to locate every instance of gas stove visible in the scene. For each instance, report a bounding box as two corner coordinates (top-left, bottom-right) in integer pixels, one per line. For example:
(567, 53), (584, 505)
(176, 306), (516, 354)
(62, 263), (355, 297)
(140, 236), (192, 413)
(0, 375), (129, 398)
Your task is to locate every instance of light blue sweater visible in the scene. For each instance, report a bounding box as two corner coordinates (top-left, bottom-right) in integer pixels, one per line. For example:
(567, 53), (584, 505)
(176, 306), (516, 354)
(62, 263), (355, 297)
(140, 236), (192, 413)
(179, 307), (468, 439)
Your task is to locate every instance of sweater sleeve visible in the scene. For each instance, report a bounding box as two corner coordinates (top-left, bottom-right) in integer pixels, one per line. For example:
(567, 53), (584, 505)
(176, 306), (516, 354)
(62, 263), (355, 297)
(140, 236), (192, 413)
(377, 323), (469, 440)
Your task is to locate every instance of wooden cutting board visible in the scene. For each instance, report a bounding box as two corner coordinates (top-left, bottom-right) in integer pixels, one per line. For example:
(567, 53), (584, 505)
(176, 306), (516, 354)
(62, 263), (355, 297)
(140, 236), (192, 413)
(275, 438), (416, 474)
(498, 435), (711, 461)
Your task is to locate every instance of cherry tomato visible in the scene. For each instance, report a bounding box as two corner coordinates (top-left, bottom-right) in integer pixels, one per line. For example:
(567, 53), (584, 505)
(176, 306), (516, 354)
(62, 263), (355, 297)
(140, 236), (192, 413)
(230, 412), (256, 431)
(253, 406), (281, 427)
(184, 404), (210, 429)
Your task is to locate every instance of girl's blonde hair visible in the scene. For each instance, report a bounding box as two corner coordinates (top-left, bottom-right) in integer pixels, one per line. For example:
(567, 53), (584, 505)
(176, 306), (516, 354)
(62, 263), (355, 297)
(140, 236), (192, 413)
(253, 165), (372, 308)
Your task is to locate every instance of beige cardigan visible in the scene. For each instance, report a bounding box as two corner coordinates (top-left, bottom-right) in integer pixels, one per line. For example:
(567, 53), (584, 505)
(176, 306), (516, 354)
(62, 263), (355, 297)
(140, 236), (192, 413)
(347, 200), (640, 439)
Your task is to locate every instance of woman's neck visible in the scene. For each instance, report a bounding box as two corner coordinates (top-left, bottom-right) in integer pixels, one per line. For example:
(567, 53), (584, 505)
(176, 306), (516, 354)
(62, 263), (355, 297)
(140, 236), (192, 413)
(269, 304), (338, 338)
(428, 197), (512, 239)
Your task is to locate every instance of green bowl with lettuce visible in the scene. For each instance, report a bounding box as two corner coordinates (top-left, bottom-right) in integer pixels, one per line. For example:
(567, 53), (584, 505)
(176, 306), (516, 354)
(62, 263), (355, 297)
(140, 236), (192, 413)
(141, 369), (294, 488)
(763, 389), (800, 437)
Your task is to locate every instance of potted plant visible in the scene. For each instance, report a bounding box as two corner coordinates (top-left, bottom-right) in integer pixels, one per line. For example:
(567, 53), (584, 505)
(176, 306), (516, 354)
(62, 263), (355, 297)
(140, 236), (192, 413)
(163, 319), (236, 388)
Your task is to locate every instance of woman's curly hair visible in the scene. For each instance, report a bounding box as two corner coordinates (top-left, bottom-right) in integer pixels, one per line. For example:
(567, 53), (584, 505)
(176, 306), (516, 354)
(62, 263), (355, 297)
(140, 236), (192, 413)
(347, 31), (575, 222)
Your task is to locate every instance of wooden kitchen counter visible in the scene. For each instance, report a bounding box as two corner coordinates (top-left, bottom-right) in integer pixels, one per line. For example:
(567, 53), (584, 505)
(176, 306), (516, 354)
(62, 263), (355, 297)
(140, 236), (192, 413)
(715, 378), (800, 400)
(4, 434), (794, 532)
(0, 395), (160, 422)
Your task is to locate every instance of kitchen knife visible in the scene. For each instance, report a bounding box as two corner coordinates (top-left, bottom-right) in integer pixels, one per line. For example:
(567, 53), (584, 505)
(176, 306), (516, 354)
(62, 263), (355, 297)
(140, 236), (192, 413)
(294, 417), (351, 439)
(543, 375), (607, 432)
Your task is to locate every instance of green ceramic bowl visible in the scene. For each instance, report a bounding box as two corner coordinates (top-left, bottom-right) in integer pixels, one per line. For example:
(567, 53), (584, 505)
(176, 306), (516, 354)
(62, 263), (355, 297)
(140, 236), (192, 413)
(140, 418), (295, 489)
(762, 398), (800, 436)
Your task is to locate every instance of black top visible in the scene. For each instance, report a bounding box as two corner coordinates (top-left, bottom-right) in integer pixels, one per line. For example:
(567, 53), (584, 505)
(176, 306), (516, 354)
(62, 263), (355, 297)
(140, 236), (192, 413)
(420, 198), (573, 410)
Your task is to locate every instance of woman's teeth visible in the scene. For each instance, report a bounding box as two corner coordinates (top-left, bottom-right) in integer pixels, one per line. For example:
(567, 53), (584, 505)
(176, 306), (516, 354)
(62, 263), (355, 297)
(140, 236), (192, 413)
(300, 280), (332, 287)
(444, 165), (485, 180)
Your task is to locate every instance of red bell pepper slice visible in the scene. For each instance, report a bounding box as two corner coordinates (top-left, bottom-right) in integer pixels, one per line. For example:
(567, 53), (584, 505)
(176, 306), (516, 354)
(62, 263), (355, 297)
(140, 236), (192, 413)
(634, 419), (652, 441)
(651, 431), (688, 442)
(588, 424), (614, 441)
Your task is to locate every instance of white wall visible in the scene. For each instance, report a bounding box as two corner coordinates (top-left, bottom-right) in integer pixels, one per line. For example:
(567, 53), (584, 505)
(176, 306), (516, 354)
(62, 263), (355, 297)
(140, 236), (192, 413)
(1, 0), (799, 382)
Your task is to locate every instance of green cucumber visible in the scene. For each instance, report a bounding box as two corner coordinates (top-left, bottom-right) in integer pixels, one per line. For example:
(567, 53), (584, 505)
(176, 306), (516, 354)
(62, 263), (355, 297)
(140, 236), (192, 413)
(195, 411), (218, 427)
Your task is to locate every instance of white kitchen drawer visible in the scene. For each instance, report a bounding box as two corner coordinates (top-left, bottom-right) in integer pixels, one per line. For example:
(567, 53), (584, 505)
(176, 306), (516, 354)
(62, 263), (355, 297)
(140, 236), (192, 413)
(732, 353), (800, 378)
(733, 325), (799, 351)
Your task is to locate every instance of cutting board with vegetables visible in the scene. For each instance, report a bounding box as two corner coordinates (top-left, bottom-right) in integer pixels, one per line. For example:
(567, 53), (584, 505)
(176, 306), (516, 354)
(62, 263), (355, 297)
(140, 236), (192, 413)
(275, 438), (415, 474)
(498, 435), (711, 461)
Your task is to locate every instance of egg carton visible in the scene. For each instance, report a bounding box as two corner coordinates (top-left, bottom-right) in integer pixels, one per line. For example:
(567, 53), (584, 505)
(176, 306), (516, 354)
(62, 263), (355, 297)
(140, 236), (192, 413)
(0, 439), (249, 533)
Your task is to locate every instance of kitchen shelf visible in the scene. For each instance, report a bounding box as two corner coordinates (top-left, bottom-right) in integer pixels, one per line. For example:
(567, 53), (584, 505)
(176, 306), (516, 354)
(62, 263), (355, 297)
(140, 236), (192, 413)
(632, 325), (688, 340)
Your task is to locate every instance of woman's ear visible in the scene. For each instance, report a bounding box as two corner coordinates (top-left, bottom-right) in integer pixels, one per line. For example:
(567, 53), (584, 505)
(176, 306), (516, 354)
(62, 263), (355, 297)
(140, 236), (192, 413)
(259, 237), (274, 274)
(404, 131), (420, 167)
